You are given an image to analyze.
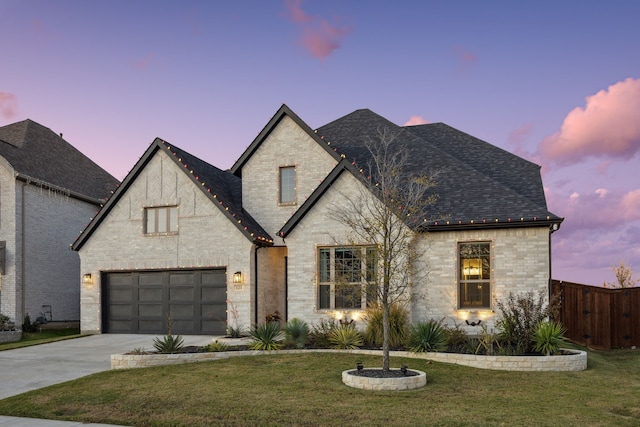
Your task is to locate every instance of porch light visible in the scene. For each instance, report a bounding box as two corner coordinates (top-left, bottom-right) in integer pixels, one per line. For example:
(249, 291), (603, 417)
(82, 273), (93, 285)
(232, 271), (243, 284)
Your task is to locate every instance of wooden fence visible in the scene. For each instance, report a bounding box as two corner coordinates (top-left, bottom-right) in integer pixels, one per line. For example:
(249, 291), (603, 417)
(551, 280), (640, 350)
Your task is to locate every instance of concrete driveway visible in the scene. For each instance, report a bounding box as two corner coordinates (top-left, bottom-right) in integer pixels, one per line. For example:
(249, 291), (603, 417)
(0, 334), (217, 400)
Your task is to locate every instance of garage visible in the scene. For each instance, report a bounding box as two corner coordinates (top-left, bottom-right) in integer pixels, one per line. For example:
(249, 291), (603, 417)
(103, 268), (227, 335)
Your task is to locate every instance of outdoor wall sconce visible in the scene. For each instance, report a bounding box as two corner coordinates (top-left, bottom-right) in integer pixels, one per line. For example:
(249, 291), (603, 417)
(232, 271), (243, 284)
(465, 319), (482, 327)
(82, 273), (93, 285)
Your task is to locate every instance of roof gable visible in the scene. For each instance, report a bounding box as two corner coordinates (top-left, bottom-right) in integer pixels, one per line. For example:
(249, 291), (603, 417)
(0, 119), (118, 202)
(230, 104), (340, 177)
(72, 138), (272, 251)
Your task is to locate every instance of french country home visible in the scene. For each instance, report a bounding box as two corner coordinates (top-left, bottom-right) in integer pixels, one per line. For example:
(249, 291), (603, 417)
(72, 104), (562, 335)
(0, 119), (118, 325)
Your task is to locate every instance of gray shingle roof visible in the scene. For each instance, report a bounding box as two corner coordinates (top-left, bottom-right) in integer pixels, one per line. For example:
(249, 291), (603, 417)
(314, 108), (562, 229)
(0, 119), (118, 202)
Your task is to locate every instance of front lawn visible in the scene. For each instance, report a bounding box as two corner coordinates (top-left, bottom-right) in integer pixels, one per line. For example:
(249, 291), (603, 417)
(0, 346), (638, 426)
(0, 328), (82, 351)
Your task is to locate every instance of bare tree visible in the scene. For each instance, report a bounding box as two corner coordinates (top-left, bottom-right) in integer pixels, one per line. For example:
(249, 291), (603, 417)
(608, 260), (639, 288)
(331, 127), (438, 371)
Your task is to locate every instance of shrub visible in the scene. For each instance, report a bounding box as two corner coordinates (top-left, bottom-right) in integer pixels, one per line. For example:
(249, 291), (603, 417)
(0, 313), (16, 331)
(283, 318), (309, 349)
(443, 323), (472, 353)
(153, 334), (184, 354)
(308, 318), (339, 348)
(406, 319), (448, 352)
(533, 320), (567, 356)
(475, 325), (501, 355)
(328, 325), (363, 350)
(249, 322), (284, 351)
(22, 314), (40, 333)
(496, 291), (557, 354)
(362, 304), (409, 348)
(207, 340), (230, 352)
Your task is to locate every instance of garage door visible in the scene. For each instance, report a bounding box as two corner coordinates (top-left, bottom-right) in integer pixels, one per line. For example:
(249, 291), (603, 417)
(103, 269), (227, 334)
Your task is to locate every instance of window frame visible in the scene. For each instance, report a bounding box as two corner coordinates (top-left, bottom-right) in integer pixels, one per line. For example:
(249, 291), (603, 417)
(458, 241), (491, 309)
(144, 206), (178, 235)
(317, 245), (377, 310)
(279, 166), (296, 205)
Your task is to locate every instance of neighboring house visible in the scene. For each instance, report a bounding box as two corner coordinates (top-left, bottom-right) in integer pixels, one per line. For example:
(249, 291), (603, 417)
(72, 105), (562, 335)
(0, 119), (119, 325)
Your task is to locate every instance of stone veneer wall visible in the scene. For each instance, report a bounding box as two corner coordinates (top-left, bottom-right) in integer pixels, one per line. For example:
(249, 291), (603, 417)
(413, 227), (551, 333)
(112, 348), (587, 372)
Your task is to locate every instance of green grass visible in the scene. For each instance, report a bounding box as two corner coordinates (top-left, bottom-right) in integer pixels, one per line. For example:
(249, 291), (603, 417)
(0, 328), (82, 351)
(0, 347), (638, 426)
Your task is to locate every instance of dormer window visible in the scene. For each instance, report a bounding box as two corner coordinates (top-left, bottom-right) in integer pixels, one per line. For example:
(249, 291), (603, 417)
(279, 166), (296, 204)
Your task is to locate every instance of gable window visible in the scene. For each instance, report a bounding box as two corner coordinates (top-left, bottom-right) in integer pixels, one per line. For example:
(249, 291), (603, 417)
(145, 206), (178, 235)
(318, 246), (377, 310)
(279, 166), (296, 204)
(458, 242), (491, 308)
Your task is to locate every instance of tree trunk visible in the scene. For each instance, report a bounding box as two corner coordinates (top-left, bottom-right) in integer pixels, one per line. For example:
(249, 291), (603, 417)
(382, 299), (390, 371)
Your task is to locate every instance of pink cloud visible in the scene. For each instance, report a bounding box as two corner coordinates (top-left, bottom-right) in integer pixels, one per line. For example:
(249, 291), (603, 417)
(133, 53), (157, 70)
(283, 0), (351, 60)
(540, 78), (640, 165)
(0, 92), (17, 119)
(453, 45), (478, 64)
(404, 115), (429, 126)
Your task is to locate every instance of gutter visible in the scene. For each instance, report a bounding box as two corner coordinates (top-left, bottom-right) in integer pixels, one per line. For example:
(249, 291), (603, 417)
(15, 173), (105, 206)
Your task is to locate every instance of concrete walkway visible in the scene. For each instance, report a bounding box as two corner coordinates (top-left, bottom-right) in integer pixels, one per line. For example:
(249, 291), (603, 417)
(0, 334), (218, 426)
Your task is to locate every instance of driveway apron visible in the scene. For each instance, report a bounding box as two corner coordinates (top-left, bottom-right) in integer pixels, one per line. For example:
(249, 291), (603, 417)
(0, 334), (217, 400)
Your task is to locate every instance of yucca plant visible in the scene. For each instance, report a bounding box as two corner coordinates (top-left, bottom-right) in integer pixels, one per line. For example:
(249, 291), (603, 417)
(153, 334), (184, 354)
(249, 322), (284, 351)
(533, 320), (567, 356)
(207, 340), (230, 352)
(362, 304), (409, 348)
(328, 325), (363, 350)
(283, 318), (309, 349)
(406, 319), (448, 353)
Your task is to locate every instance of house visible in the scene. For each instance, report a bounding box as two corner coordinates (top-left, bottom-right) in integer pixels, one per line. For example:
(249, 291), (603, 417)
(0, 119), (119, 325)
(72, 105), (562, 335)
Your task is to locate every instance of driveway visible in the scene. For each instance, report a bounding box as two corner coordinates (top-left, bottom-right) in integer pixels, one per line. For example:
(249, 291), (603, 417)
(0, 334), (217, 400)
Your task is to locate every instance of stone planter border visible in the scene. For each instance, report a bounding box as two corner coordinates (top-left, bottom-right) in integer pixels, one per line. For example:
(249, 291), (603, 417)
(342, 368), (427, 391)
(111, 348), (586, 372)
(0, 331), (22, 344)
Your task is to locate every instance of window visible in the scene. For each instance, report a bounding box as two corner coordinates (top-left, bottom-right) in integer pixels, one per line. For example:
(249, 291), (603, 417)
(279, 166), (296, 204)
(318, 246), (377, 310)
(458, 242), (491, 308)
(145, 206), (178, 234)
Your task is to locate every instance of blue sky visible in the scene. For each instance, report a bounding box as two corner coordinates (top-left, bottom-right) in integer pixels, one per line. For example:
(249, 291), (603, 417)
(1, 0), (639, 286)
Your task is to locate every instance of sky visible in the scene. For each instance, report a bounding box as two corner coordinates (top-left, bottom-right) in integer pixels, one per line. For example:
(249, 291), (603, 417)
(1, 0), (639, 287)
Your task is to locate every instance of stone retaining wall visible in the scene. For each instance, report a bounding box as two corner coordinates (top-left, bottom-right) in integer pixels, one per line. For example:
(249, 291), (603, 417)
(0, 331), (22, 344)
(111, 348), (587, 372)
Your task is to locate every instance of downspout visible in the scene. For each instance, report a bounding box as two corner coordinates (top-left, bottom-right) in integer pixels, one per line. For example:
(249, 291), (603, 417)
(20, 181), (26, 322)
(284, 256), (288, 322)
(254, 245), (261, 325)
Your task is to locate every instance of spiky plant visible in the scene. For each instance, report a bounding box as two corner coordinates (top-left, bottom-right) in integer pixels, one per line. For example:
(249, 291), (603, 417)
(283, 318), (310, 349)
(249, 322), (284, 351)
(362, 304), (409, 348)
(533, 320), (567, 356)
(328, 325), (363, 350)
(406, 320), (448, 353)
(153, 334), (184, 354)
